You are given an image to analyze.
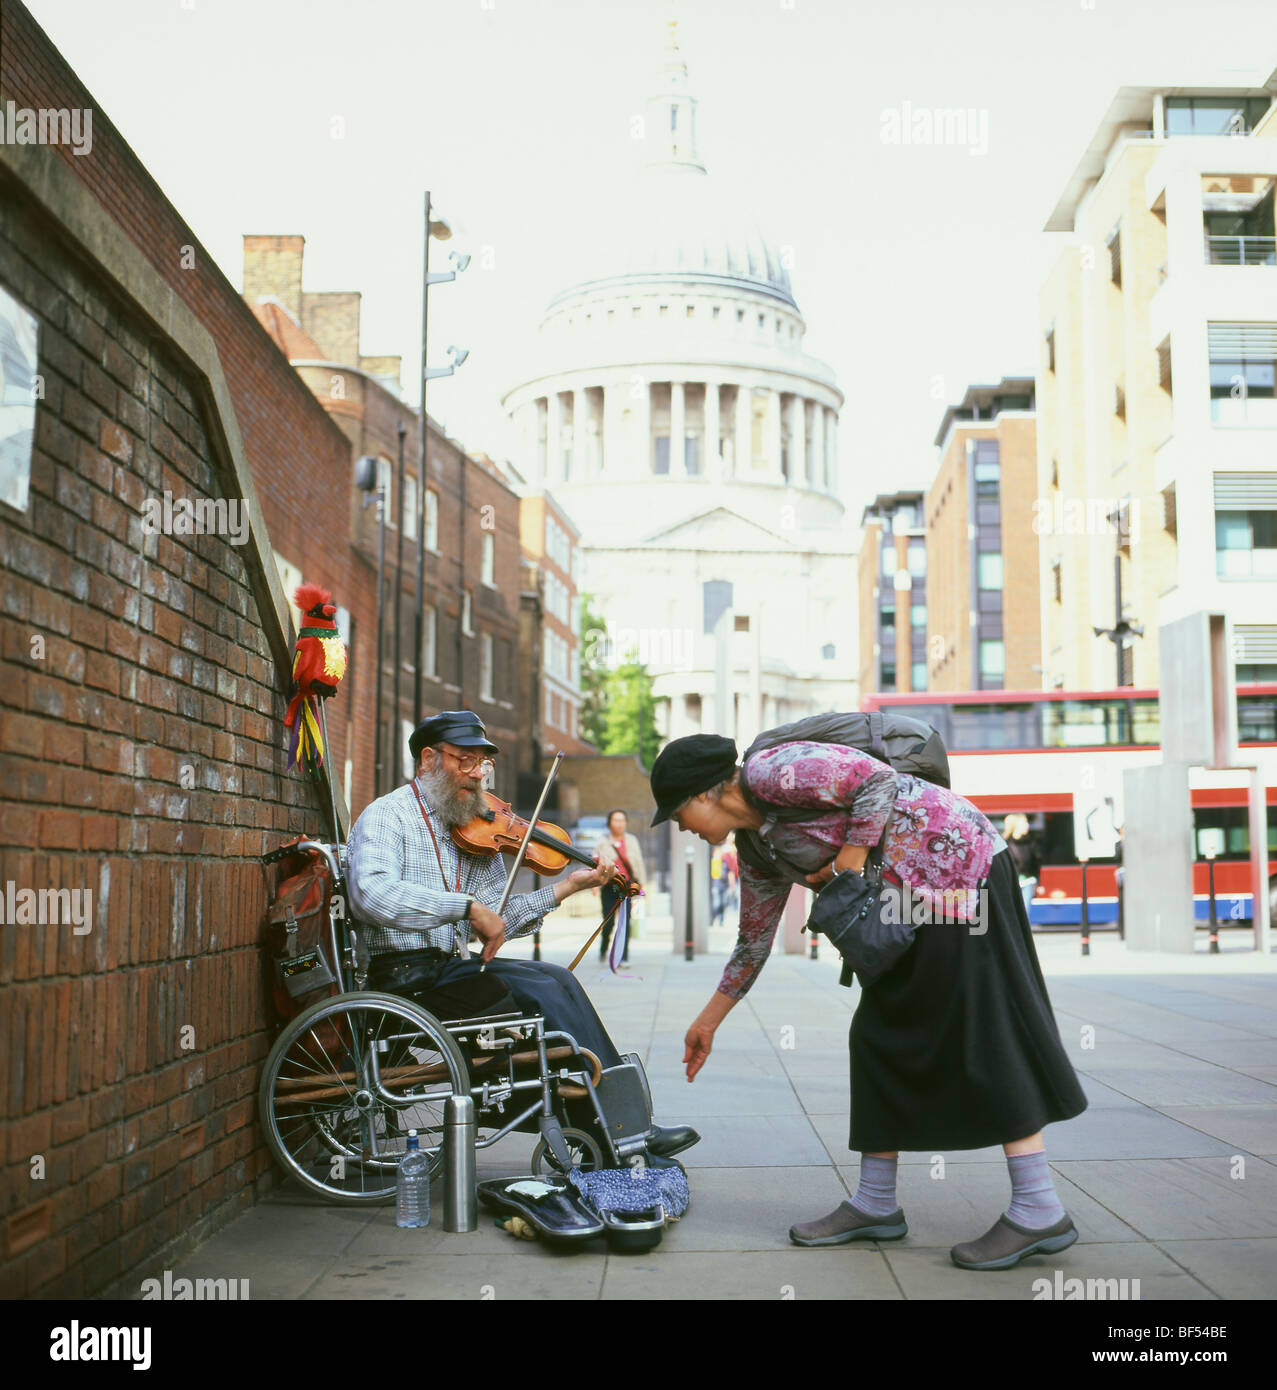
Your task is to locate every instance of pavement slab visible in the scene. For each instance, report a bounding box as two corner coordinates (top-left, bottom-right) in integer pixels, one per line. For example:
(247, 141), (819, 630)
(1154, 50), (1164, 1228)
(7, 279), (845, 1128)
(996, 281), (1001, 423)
(153, 934), (1277, 1301)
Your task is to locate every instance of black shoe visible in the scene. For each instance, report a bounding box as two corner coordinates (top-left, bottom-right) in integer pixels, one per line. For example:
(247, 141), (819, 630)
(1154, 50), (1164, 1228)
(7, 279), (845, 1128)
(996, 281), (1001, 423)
(647, 1123), (701, 1158)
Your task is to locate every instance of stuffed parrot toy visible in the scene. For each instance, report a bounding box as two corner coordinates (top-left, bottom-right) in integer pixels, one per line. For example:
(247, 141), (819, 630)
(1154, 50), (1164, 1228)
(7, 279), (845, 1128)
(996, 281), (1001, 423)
(283, 583), (348, 772)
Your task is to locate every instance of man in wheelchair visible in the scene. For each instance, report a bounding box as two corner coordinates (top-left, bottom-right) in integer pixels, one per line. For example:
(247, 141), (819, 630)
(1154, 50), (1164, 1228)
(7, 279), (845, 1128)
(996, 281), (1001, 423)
(346, 709), (699, 1160)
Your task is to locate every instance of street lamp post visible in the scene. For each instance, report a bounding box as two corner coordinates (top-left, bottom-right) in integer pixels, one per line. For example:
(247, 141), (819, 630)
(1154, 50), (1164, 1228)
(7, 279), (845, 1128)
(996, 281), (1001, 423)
(392, 420), (407, 785)
(355, 455), (387, 794)
(413, 191), (470, 726)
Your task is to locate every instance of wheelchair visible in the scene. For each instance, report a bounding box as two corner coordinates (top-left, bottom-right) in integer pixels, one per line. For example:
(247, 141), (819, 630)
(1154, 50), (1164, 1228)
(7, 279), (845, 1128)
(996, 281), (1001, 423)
(258, 839), (657, 1206)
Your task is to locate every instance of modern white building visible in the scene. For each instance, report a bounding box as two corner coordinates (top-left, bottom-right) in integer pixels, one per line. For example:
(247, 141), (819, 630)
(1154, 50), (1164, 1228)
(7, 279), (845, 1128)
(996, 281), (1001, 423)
(1039, 73), (1277, 689)
(502, 23), (856, 745)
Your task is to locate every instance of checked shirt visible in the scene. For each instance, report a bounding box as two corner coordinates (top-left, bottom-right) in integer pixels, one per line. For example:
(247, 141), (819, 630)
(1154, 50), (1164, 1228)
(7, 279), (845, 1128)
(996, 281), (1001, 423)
(346, 777), (560, 958)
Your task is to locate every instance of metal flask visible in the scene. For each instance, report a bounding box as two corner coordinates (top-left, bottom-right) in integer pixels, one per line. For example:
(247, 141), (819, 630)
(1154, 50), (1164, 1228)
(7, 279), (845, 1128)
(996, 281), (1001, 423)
(443, 1094), (477, 1233)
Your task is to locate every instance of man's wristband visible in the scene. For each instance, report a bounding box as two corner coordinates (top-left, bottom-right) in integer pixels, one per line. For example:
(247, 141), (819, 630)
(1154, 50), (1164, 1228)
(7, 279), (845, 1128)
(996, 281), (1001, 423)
(461, 896), (473, 920)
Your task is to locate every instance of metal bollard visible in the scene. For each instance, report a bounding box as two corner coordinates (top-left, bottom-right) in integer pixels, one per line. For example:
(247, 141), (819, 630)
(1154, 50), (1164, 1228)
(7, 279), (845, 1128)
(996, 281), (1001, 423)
(442, 1094), (477, 1233)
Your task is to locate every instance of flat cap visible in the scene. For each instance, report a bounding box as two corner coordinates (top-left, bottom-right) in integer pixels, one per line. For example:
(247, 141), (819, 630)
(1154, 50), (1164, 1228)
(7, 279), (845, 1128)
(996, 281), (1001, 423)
(408, 710), (499, 764)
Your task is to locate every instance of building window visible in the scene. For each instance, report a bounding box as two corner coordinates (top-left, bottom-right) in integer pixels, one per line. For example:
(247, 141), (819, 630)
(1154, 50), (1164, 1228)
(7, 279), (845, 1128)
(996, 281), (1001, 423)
(1114, 382), (1126, 419)
(653, 436), (670, 474)
(1208, 324), (1277, 425)
(1107, 225), (1122, 288)
(377, 457), (395, 527)
(978, 552), (1004, 589)
(712, 305), (720, 319)
(686, 304), (695, 318)
(880, 664), (897, 691)
(423, 605), (437, 676)
(1215, 510), (1277, 577)
(481, 532), (495, 587)
(403, 474), (418, 540)
(425, 489), (439, 550)
(1051, 557), (1062, 603)
(479, 632), (493, 701)
(1157, 338), (1173, 395)
(462, 590), (473, 636)
(1165, 96), (1272, 136)
(880, 543), (896, 578)
(880, 606), (896, 629)
(910, 603), (926, 629)
(685, 435), (700, 475)
(974, 457), (1000, 497)
(1045, 325), (1055, 373)
(906, 540), (926, 578)
(736, 308), (744, 322)
(911, 661), (927, 691)
(821, 642), (836, 660)
(979, 640), (1005, 678)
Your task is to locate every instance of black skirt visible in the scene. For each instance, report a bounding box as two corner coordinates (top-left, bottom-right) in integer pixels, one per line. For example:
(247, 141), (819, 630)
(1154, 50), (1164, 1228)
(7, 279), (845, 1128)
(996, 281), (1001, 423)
(847, 846), (1088, 1152)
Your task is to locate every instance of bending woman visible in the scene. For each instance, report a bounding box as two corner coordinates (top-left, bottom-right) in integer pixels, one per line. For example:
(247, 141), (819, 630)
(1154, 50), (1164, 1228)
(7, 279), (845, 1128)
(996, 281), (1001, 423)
(648, 732), (1089, 1271)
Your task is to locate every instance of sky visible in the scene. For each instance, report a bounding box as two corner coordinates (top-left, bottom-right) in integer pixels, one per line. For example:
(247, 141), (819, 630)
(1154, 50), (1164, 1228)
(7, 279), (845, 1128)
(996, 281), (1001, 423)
(23, 0), (1277, 523)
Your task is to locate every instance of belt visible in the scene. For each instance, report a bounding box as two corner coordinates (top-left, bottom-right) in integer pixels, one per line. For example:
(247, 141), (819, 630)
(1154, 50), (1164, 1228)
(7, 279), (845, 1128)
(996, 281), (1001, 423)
(370, 947), (452, 968)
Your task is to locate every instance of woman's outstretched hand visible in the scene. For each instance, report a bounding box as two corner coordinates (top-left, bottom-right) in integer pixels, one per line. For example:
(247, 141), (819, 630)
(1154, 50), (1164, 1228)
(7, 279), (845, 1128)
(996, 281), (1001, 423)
(684, 1020), (715, 1082)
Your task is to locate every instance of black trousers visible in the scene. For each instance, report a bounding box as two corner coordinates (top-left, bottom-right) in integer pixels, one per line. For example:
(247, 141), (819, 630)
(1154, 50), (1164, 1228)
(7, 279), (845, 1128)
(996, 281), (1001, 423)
(367, 951), (622, 1070)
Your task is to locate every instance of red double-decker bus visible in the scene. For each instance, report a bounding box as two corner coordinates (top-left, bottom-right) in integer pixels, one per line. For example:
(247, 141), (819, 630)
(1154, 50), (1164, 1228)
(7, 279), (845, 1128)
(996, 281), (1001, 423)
(860, 686), (1277, 928)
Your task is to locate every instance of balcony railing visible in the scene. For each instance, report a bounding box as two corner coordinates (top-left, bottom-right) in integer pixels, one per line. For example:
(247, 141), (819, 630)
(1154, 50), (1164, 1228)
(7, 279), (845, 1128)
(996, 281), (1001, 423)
(1205, 235), (1277, 266)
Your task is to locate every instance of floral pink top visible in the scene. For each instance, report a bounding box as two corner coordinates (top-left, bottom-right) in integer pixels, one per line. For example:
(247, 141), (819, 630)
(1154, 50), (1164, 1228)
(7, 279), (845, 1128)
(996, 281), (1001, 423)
(718, 741), (1005, 1000)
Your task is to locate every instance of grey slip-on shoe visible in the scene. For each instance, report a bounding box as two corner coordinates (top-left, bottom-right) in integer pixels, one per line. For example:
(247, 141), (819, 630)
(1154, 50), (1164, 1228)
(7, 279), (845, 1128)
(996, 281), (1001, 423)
(950, 1212), (1078, 1270)
(789, 1200), (908, 1247)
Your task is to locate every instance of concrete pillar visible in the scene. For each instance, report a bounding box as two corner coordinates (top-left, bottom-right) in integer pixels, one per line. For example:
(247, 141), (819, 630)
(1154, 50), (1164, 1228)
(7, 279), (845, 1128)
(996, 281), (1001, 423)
(809, 401), (825, 491)
(793, 395), (807, 486)
(1123, 762), (1195, 952)
(572, 386), (588, 480)
(734, 384), (752, 476)
(671, 380), (686, 477)
(765, 388), (783, 480)
(634, 375), (652, 474)
(704, 382), (721, 481)
(602, 381), (624, 478)
(825, 407), (838, 490)
(547, 391), (562, 482)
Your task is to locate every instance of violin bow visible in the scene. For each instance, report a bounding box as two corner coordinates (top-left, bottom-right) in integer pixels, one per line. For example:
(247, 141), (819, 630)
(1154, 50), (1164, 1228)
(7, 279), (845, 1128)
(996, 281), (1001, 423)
(492, 751), (564, 919)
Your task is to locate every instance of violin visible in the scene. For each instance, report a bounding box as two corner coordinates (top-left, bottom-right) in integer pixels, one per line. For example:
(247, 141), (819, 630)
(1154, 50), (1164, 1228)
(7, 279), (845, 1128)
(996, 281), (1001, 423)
(451, 792), (641, 894)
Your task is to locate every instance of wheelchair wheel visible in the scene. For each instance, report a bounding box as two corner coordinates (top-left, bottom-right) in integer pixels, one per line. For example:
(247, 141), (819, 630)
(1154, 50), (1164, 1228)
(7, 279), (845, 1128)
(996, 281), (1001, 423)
(530, 1126), (605, 1177)
(259, 991), (470, 1204)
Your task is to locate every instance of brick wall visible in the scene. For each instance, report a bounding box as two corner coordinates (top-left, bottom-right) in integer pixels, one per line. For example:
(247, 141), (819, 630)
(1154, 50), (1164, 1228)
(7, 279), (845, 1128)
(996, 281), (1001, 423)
(1, 0), (378, 820)
(0, 0), (367, 1298)
(0, 163), (330, 1296)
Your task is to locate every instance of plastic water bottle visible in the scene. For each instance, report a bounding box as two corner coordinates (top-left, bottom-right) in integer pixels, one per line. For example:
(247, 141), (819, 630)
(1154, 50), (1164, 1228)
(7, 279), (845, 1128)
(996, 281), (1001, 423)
(396, 1130), (431, 1228)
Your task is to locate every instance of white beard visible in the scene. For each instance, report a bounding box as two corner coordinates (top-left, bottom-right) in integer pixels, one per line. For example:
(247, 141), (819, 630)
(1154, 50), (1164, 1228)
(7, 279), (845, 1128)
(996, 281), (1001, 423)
(417, 760), (482, 829)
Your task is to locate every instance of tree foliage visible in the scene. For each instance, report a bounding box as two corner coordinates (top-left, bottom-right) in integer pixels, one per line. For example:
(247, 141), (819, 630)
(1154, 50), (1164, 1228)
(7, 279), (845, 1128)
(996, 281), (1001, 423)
(579, 594), (659, 770)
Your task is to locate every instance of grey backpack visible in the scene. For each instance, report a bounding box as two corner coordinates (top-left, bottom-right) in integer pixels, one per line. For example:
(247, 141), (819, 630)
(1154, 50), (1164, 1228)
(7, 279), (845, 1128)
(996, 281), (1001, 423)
(736, 710), (950, 826)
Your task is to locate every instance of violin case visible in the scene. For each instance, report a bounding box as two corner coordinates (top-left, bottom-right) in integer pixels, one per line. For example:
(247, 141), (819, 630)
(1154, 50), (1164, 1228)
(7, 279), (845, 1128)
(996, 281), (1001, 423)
(478, 1154), (689, 1253)
(477, 1176), (605, 1244)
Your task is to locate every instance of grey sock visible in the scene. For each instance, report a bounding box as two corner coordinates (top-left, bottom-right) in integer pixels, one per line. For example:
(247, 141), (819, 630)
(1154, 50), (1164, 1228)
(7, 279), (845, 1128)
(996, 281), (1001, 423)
(1005, 1149), (1066, 1229)
(849, 1153), (898, 1217)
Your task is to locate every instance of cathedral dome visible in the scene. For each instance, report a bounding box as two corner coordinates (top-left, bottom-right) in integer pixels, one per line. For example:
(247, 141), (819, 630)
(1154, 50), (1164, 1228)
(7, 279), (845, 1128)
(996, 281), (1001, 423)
(548, 162), (796, 310)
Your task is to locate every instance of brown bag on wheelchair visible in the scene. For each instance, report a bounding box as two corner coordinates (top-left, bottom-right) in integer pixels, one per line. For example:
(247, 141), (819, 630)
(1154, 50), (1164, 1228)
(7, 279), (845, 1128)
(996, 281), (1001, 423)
(264, 847), (340, 1025)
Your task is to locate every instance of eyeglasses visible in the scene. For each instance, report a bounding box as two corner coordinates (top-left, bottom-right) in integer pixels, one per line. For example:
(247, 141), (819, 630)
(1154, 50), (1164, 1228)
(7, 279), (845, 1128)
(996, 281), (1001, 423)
(439, 748), (493, 775)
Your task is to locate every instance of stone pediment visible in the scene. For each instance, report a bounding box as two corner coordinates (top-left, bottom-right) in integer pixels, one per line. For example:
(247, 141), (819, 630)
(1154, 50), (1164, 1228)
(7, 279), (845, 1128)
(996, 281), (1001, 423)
(638, 505), (796, 551)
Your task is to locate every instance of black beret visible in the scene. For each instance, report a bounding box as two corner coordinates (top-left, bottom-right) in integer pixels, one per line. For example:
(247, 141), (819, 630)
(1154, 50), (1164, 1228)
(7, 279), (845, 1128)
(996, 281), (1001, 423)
(649, 734), (738, 827)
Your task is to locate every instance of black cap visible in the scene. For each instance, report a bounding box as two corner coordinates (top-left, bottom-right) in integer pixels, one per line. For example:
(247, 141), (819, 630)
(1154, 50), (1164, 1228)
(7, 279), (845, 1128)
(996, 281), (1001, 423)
(649, 734), (738, 827)
(408, 710), (499, 764)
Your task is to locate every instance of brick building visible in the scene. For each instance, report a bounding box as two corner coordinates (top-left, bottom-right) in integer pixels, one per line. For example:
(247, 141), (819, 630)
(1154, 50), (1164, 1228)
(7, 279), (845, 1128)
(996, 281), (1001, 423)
(0, 0), (371, 1298)
(243, 238), (529, 802)
(856, 491), (926, 697)
(926, 379), (1040, 692)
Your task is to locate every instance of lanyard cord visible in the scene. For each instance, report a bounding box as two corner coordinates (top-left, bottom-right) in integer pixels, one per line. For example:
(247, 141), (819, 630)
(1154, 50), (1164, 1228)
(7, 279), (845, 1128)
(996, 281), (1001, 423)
(410, 778), (472, 953)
